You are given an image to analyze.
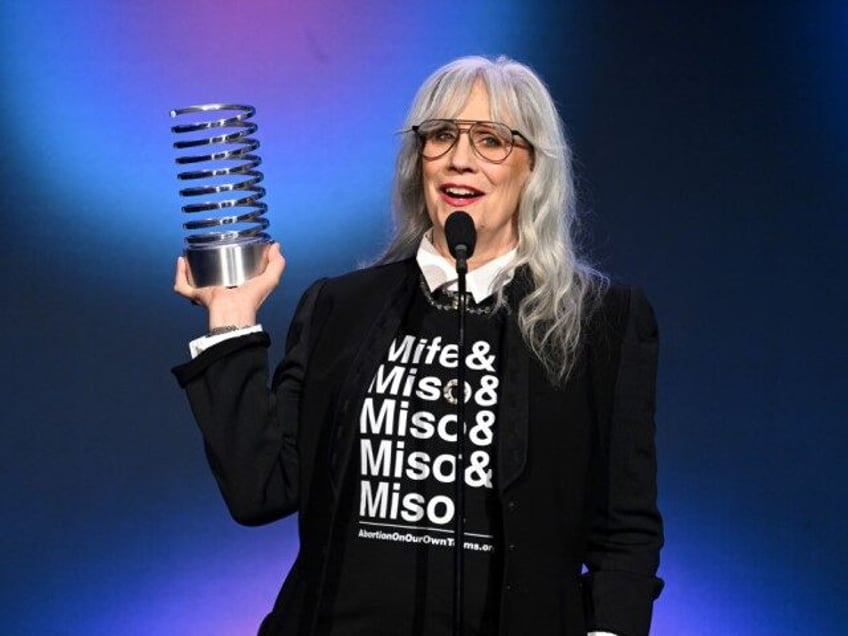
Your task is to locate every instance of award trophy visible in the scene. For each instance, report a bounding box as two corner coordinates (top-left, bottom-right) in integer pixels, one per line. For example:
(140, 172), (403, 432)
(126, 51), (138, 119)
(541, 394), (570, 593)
(170, 103), (271, 287)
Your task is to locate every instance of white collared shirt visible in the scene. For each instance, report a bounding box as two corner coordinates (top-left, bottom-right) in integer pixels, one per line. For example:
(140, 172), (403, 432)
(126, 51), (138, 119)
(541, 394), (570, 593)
(416, 231), (517, 303)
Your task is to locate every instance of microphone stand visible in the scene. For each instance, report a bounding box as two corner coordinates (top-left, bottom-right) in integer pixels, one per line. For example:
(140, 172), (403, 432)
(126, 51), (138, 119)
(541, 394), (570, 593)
(452, 246), (468, 636)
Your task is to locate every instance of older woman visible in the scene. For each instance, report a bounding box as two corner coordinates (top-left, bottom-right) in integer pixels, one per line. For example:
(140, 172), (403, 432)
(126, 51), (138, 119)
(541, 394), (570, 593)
(173, 55), (663, 636)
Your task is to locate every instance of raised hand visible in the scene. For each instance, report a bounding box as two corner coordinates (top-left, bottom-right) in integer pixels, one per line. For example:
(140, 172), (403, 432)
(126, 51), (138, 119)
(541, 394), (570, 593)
(173, 242), (286, 330)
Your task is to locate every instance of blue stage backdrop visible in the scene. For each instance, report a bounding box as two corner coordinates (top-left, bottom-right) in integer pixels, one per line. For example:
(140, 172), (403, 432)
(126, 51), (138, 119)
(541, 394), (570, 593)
(1, 1), (846, 634)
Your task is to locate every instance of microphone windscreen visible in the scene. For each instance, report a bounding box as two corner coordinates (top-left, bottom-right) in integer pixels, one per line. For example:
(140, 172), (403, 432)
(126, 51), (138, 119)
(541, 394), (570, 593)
(445, 211), (477, 259)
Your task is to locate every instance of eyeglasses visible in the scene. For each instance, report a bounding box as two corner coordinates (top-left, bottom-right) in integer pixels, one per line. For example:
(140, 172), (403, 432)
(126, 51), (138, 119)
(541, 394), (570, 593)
(411, 119), (531, 163)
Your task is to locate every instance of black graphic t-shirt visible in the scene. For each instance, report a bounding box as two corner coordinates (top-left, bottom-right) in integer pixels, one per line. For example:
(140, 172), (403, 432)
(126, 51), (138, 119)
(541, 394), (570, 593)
(320, 285), (506, 636)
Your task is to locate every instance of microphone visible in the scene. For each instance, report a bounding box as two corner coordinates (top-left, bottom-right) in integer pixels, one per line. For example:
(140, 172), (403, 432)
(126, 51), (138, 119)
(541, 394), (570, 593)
(445, 211), (477, 275)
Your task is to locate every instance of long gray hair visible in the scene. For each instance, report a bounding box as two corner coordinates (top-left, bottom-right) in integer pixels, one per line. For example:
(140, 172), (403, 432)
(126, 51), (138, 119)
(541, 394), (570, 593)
(378, 55), (606, 382)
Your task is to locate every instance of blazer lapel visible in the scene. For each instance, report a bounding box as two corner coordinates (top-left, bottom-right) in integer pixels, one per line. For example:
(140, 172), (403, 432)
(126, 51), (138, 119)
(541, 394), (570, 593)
(327, 261), (420, 493)
(497, 268), (532, 494)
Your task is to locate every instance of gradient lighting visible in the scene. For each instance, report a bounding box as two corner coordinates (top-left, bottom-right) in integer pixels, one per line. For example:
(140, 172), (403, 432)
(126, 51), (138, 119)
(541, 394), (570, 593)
(2, 1), (846, 634)
(0, 1), (536, 634)
(0, 0), (534, 272)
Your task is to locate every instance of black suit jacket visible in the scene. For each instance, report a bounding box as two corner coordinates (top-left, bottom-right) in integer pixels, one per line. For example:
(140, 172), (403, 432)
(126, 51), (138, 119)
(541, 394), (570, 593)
(173, 258), (663, 636)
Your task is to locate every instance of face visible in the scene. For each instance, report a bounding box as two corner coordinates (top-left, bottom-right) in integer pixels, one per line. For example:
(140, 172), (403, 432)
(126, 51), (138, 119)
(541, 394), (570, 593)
(422, 81), (532, 266)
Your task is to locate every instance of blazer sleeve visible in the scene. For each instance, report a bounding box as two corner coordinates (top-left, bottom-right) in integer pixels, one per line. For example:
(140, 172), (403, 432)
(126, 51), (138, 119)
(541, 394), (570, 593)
(582, 286), (665, 636)
(172, 279), (325, 526)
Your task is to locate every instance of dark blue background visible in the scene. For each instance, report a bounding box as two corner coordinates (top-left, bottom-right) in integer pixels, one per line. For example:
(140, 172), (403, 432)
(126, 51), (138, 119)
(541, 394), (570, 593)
(2, 2), (845, 633)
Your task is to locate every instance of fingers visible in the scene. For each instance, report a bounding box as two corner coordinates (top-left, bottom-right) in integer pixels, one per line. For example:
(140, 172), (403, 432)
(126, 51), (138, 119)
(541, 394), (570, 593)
(264, 242), (287, 284)
(241, 243), (284, 302)
(173, 256), (194, 299)
(173, 243), (286, 314)
(174, 256), (208, 306)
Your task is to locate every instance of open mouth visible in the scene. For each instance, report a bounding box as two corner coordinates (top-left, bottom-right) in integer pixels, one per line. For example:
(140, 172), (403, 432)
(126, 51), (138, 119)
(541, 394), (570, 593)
(440, 185), (484, 204)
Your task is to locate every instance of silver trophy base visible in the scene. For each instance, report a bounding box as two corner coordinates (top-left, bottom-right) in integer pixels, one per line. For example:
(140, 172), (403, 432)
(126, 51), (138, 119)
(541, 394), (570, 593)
(185, 240), (270, 288)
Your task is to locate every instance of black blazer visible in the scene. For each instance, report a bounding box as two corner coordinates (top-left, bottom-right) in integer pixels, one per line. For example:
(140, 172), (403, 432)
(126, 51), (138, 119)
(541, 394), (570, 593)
(173, 258), (663, 636)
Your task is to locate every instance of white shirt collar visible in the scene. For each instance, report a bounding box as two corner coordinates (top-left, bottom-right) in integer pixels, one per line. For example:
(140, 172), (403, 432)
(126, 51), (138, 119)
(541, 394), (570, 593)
(416, 231), (517, 303)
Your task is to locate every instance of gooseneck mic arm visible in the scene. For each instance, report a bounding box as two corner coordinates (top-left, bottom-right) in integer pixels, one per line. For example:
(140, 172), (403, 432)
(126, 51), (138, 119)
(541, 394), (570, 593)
(444, 211), (477, 636)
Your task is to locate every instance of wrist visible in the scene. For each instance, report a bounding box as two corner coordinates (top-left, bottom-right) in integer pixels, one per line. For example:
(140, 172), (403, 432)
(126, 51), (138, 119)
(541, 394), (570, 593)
(206, 324), (254, 337)
(207, 303), (258, 332)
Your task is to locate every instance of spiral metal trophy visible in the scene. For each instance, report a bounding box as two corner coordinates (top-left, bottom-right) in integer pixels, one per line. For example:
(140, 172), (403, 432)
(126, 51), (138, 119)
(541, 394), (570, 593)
(170, 103), (271, 287)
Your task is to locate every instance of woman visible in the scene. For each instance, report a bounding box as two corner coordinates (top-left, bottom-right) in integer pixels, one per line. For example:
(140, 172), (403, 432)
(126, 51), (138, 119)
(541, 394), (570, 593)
(173, 55), (663, 636)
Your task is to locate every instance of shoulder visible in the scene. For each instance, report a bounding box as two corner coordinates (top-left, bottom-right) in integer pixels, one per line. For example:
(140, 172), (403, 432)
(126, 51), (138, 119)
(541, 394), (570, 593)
(581, 283), (659, 420)
(297, 258), (418, 324)
(583, 282), (659, 380)
(317, 258), (417, 299)
(588, 283), (658, 342)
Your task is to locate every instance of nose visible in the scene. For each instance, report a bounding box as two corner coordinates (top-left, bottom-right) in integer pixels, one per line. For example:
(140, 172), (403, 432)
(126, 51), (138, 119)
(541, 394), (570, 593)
(447, 132), (477, 171)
